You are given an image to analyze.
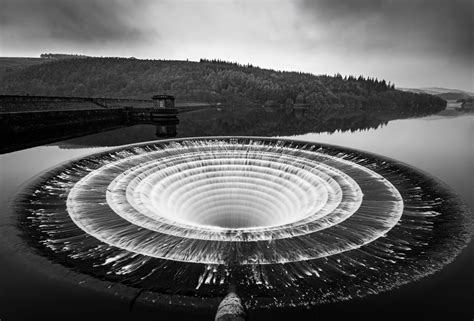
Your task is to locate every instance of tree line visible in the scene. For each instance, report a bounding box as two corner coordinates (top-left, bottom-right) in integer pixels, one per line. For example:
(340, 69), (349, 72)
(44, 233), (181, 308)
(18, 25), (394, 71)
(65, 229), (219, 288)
(0, 57), (445, 115)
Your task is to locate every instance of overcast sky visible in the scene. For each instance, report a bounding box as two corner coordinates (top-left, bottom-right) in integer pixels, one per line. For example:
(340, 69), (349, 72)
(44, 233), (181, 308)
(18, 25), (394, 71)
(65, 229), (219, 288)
(1, 0), (472, 91)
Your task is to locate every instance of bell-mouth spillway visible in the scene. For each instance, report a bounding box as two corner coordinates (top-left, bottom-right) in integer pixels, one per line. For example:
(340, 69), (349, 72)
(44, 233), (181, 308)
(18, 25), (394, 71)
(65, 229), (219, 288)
(16, 137), (472, 309)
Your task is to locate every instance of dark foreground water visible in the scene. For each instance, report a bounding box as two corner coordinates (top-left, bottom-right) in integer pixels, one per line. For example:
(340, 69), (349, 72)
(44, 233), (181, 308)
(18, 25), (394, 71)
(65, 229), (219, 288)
(0, 111), (472, 321)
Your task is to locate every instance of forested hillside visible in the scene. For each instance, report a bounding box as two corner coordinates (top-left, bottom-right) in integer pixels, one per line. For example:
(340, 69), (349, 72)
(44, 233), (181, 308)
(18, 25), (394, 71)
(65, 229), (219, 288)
(0, 57), (445, 114)
(0, 57), (45, 79)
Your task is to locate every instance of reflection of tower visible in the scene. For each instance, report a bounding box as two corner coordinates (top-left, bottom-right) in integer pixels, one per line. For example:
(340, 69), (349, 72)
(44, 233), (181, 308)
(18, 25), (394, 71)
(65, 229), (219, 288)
(155, 120), (178, 138)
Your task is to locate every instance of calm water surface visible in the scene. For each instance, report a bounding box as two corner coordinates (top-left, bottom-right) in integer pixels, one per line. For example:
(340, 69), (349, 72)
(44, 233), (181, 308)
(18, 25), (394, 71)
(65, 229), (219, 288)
(0, 113), (472, 321)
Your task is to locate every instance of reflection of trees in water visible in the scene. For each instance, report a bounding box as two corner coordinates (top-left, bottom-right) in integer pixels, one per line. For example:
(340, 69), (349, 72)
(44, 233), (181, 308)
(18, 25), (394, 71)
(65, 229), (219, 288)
(177, 107), (426, 138)
(52, 107), (438, 149)
(55, 122), (176, 149)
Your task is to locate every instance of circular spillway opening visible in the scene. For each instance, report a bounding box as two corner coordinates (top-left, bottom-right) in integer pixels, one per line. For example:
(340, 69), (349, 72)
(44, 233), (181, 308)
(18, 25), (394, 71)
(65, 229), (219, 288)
(132, 152), (335, 230)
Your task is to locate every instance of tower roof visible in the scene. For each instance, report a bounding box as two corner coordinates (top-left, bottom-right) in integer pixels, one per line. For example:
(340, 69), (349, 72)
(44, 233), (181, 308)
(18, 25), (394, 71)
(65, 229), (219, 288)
(152, 95), (175, 100)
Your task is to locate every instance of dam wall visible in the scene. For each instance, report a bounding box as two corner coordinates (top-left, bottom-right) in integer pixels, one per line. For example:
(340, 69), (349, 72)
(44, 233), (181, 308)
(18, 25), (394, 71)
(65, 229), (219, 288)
(0, 95), (213, 112)
(0, 95), (215, 153)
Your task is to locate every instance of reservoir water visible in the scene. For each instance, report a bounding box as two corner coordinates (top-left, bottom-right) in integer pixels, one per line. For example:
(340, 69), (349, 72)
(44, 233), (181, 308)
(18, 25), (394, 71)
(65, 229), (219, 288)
(0, 110), (472, 321)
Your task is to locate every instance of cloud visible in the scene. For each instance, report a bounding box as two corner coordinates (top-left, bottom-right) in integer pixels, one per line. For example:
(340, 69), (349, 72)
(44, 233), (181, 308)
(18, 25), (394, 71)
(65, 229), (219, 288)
(0, 0), (156, 44)
(296, 0), (473, 61)
(0, 0), (471, 90)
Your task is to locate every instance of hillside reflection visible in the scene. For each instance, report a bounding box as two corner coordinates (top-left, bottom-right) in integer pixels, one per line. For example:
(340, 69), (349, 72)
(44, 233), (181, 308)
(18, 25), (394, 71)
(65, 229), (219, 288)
(56, 107), (436, 148)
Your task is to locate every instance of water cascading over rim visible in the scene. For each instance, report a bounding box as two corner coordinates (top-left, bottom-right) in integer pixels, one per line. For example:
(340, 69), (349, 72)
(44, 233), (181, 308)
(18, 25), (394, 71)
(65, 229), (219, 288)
(17, 137), (472, 309)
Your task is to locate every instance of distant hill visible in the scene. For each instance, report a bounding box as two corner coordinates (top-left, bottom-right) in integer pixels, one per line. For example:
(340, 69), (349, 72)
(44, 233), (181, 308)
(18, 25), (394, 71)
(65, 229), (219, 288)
(0, 56), (445, 116)
(0, 57), (47, 79)
(398, 87), (474, 101)
(0, 54), (92, 80)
